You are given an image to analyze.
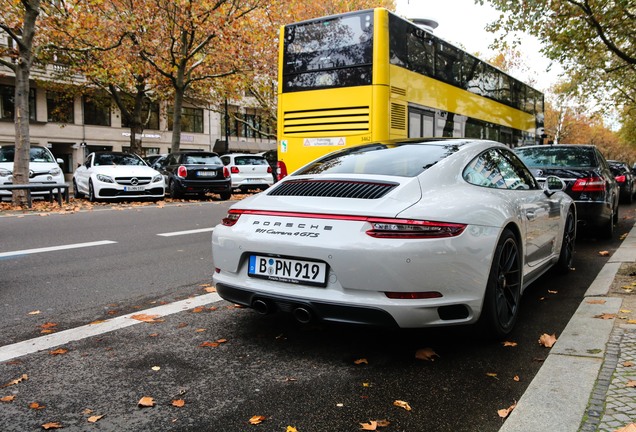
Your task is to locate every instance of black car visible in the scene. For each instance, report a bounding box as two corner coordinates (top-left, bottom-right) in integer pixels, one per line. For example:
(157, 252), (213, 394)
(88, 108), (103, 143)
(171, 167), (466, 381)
(607, 160), (634, 204)
(154, 151), (232, 200)
(515, 144), (619, 238)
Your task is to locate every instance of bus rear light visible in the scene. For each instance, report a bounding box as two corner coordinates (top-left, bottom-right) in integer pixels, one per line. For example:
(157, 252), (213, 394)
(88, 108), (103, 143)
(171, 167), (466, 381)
(385, 291), (443, 299)
(277, 161), (288, 181)
(366, 218), (466, 239)
(571, 177), (605, 192)
(231, 166), (240, 174)
(221, 210), (244, 226)
(177, 165), (187, 178)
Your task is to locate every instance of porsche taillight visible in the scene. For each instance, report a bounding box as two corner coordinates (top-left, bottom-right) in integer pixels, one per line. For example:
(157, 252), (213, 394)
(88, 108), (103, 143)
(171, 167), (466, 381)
(571, 177), (605, 192)
(366, 218), (466, 239)
(177, 165), (187, 178)
(221, 209), (243, 226)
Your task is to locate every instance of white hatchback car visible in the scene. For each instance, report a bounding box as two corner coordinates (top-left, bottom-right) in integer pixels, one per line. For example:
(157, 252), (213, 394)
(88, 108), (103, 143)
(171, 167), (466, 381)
(0, 145), (65, 198)
(220, 153), (274, 192)
(73, 151), (164, 201)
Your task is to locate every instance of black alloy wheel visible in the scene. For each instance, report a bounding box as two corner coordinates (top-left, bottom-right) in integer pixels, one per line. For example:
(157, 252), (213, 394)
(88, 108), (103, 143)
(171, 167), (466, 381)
(479, 229), (522, 338)
(557, 208), (576, 272)
(88, 180), (96, 202)
(169, 181), (182, 199)
(72, 179), (82, 199)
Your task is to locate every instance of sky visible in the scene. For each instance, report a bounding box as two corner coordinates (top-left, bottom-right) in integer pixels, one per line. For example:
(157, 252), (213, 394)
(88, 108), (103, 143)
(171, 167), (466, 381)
(394, 0), (562, 92)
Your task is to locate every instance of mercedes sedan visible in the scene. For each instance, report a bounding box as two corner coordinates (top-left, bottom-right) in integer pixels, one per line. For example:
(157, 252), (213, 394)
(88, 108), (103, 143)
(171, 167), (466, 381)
(73, 152), (164, 201)
(212, 139), (576, 338)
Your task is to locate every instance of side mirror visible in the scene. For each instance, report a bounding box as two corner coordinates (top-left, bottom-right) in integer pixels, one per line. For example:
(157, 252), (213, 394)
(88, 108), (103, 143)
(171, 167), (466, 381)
(57, 158), (64, 164)
(543, 175), (566, 197)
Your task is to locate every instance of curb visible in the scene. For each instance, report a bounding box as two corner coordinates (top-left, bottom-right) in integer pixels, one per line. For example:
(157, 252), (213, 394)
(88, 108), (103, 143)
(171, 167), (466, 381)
(499, 228), (636, 432)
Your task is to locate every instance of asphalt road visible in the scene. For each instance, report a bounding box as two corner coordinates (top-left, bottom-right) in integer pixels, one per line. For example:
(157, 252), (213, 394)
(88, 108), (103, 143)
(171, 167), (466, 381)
(0, 198), (633, 431)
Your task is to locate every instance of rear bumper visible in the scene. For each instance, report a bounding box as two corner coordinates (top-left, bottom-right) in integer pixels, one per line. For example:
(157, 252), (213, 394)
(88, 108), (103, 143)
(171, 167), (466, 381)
(174, 179), (231, 194)
(574, 200), (612, 227)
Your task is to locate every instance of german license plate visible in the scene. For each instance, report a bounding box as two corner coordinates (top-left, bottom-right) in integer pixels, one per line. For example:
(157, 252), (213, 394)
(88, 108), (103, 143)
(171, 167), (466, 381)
(248, 255), (328, 287)
(197, 171), (216, 177)
(124, 186), (145, 191)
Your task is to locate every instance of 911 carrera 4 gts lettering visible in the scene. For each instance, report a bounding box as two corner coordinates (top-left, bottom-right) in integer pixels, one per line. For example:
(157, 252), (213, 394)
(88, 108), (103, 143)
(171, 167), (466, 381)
(254, 228), (320, 238)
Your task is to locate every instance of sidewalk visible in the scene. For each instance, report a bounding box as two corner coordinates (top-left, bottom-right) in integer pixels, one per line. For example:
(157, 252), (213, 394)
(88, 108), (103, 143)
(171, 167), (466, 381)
(500, 227), (636, 432)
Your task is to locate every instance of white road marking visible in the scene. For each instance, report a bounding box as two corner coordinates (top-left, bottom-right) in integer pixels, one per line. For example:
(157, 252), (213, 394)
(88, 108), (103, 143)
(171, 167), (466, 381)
(157, 227), (215, 237)
(0, 292), (222, 362)
(0, 240), (117, 258)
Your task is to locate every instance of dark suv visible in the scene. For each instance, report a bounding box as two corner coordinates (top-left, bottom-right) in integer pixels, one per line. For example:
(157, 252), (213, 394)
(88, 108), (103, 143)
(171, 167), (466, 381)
(515, 144), (619, 238)
(154, 151), (232, 200)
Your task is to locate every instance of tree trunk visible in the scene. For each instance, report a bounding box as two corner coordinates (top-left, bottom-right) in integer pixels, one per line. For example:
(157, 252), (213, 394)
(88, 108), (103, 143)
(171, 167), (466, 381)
(12, 0), (40, 207)
(170, 86), (184, 154)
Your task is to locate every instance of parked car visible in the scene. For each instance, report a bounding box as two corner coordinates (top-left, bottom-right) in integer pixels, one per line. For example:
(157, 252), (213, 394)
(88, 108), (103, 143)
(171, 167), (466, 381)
(220, 153), (274, 192)
(154, 151), (231, 200)
(515, 144), (619, 238)
(256, 150), (278, 182)
(0, 145), (65, 199)
(73, 151), (165, 201)
(607, 160), (634, 204)
(143, 154), (166, 168)
(212, 138), (576, 338)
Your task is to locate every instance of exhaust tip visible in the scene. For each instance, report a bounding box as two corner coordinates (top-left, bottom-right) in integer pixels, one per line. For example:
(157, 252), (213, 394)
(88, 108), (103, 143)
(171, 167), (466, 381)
(252, 299), (271, 315)
(292, 307), (312, 324)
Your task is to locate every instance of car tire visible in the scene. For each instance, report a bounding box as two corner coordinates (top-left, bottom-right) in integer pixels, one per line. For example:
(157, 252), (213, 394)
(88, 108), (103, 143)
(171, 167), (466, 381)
(72, 179), (83, 199)
(169, 181), (182, 199)
(88, 180), (96, 202)
(627, 186), (634, 204)
(478, 228), (521, 339)
(603, 205), (615, 239)
(557, 208), (576, 273)
(219, 191), (232, 201)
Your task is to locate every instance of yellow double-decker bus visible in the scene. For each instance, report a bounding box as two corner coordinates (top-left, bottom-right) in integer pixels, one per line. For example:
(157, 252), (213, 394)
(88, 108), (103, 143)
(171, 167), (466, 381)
(276, 8), (544, 177)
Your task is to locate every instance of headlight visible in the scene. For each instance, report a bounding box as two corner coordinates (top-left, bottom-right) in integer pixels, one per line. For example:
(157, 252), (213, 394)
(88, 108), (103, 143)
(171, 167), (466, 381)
(0, 168), (11, 177)
(49, 167), (61, 176)
(152, 174), (162, 183)
(96, 174), (114, 183)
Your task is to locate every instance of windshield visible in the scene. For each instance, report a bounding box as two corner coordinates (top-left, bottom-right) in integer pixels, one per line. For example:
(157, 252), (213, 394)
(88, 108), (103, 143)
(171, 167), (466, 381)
(94, 153), (145, 166)
(296, 143), (459, 177)
(0, 146), (55, 163)
(515, 146), (597, 168)
(282, 11), (374, 91)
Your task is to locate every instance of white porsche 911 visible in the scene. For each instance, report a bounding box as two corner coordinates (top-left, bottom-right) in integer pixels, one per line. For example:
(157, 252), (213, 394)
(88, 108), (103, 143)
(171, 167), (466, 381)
(212, 139), (576, 337)
(73, 151), (164, 201)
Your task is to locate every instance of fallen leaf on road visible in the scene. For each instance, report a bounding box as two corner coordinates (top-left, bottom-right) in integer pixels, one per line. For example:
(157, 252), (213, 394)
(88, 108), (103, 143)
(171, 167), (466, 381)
(538, 333), (557, 348)
(191, 307), (205, 313)
(621, 309), (632, 314)
(415, 347), (439, 361)
(486, 372), (498, 379)
(89, 320), (107, 325)
(172, 399), (185, 408)
(2, 374), (28, 388)
(151, 366), (160, 371)
(354, 358), (368, 365)
(199, 341), (220, 348)
(249, 415), (266, 424)
(1, 395), (15, 402)
(177, 322), (188, 328)
(42, 422), (62, 430)
(138, 396), (155, 408)
(195, 328), (206, 332)
(130, 314), (162, 323)
(624, 361), (635, 367)
(29, 402), (45, 410)
(393, 400), (411, 411)
(498, 402), (517, 418)
(360, 420), (378, 430)
(626, 380), (636, 388)
(87, 415), (104, 423)
(286, 427), (298, 432)
(502, 341), (518, 347)
(49, 348), (68, 356)
(514, 375), (520, 382)
(204, 287), (217, 293)
(598, 250), (610, 256)
(28, 310), (41, 315)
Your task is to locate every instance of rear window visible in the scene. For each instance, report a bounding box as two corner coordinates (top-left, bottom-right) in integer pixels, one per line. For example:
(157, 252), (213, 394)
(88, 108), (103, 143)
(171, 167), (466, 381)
(233, 156), (268, 166)
(297, 143), (459, 177)
(183, 154), (222, 165)
(515, 146), (597, 168)
(0, 146), (55, 163)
